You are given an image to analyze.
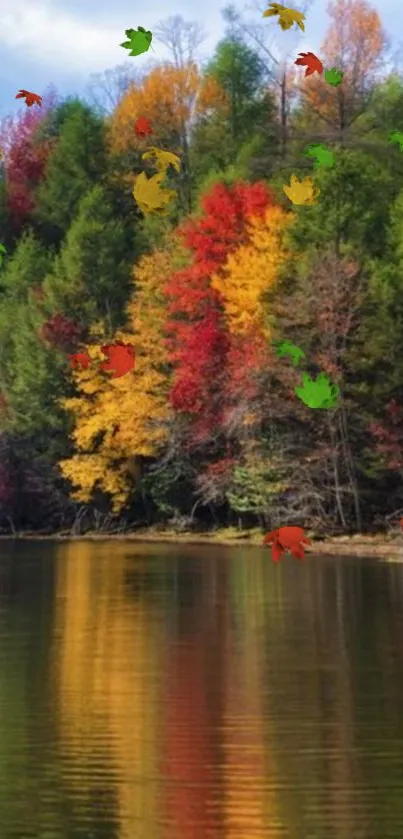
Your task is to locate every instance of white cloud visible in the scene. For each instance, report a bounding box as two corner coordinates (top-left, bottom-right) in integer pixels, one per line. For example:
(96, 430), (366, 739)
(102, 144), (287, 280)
(0, 0), (133, 75)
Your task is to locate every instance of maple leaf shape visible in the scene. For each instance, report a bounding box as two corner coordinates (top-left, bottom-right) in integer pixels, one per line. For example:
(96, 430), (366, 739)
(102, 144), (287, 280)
(295, 52), (323, 76)
(134, 116), (153, 138)
(120, 26), (152, 56)
(263, 526), (312, 562)
(274, 339), (306, 366)
(99, 341), (135, 379)
(69, 352), (91, 371)
(263, 3), (305, 31)
(283, 174), (319, 206)
(305, 144), (335, 169)
(15, 89), (42, 107)
(133, 171), (176, 215)
(324, 67), (344, 86)
(294, 371), (340, 409)
(388, 131), (403, 152)
(141, 146), (181, 174)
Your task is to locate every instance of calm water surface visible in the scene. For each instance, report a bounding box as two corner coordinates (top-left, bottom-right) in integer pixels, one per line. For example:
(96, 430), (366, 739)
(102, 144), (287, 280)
(1, 540), (403, 838)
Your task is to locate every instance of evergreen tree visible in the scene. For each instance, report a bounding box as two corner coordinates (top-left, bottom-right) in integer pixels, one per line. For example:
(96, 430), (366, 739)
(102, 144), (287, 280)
(33, 102), (108, 244)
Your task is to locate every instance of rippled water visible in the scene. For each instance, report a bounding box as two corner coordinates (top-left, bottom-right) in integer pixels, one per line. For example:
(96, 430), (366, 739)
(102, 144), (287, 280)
(1, 540), (403, 838)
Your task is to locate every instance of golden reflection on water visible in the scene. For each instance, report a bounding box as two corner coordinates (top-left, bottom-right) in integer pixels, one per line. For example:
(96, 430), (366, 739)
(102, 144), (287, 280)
(51, 543), (290, 838)
(22, 541), (403, 839)
(52, 542), (164, 838)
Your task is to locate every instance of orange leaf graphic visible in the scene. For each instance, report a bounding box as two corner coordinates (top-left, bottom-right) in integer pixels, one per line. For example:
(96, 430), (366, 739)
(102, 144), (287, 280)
(15, 89), (42, 107)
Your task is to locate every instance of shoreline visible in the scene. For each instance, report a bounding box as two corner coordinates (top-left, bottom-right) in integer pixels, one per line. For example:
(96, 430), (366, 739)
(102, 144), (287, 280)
(0, 527), (402, 556)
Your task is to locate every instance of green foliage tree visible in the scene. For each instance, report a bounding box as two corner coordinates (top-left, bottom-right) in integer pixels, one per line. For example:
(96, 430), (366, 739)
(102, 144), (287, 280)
(33, 101), (108, 244)
(190, 37), (277, 185)
(42, 183), (138, 331)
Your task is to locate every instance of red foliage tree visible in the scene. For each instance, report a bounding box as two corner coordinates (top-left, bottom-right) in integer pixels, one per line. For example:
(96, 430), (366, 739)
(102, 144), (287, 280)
(164, 181), (274, 444)
(41, 312), (82, 353)
(0, 105), (54, 229)
(369, 400), (403, 471)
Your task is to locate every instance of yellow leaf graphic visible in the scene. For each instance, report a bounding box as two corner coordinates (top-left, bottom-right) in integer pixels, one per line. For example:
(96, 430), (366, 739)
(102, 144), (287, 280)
(141, 146), (181, 174)
(263, 3), (306, 31)
(283, 174), (319, 205)
(132, 171), (176, 215)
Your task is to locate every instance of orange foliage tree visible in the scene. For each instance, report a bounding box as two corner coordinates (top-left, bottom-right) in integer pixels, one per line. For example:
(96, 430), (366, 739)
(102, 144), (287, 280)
(299, 0), (387, 134)
(108, 62), (226, 153)
(107, 62), (227, 211)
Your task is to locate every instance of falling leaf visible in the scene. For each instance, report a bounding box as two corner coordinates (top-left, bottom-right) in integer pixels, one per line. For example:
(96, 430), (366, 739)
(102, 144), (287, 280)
(283, 174), (319, 206)
(133, 171), (176, 215)
(69, 352), (91, 371)
(141, 146), (181, 174)
(274, 339), (306, 366)
(388, 131), (403, 152)
(0, 244), (7, 267)
(324, 67), (344, 86)
(263, 526), (312, 562)
(134, 116), (153, 138)
(305, 144), (335, 169)
(294, 371), (340, 409)
(15, 89), (42, 107)
(99, 342), (135, 379)
(262, 3), (305, 31)
(294, 52), (323, 76)
(120, 26), (153, 57)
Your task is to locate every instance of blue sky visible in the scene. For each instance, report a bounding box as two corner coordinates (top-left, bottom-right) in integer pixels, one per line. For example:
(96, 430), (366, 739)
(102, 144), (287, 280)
(0, 0), (402, 117)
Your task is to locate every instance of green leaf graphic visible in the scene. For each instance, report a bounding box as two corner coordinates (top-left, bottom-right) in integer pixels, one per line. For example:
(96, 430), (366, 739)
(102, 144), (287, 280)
(324, 67), (344, 86)
(388, 131), (403, 151)
(120, 26), (152, 57)
(274, 340), (306, 366)
(305, 144), (335, 169)
(294, 371), (340, 409)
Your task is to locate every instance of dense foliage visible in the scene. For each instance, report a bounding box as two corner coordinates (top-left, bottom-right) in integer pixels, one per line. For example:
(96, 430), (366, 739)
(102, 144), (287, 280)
(0, 0), (402, 535)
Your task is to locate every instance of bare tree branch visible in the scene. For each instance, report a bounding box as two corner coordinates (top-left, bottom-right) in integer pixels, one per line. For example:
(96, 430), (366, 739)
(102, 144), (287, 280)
(85, 64), (142, 114)
(153, 15), (207, 69)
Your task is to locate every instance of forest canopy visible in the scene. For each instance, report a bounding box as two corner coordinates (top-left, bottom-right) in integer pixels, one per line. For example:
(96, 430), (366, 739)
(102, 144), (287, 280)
(0, 0), (402, 536)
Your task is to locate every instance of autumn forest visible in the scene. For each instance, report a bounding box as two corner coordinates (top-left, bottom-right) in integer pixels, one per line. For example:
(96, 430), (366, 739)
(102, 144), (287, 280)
(0, 0), (403, 537)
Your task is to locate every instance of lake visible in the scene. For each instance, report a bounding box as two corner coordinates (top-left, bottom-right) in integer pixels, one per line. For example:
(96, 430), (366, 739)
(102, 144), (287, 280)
(1, 539), (403, 838)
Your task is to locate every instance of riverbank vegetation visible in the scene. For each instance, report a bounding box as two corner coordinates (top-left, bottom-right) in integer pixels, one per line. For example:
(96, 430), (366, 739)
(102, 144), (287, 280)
(1, 0), (403, 538)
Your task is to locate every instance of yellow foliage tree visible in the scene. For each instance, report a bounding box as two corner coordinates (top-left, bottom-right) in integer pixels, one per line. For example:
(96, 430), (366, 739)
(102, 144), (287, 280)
(211, 205), (292, 339)
(58, 247), (176, 511)
(107, 61), (227, 156)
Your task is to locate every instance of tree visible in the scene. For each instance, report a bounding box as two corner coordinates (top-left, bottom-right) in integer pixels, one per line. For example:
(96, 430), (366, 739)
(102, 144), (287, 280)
(190, 37), (277, 183)
(211, 204), (291, 337)
(221, 2), (312, 159)
(42, 183), (138, 331)
(86, 64), (142, 114)
(0, 104), (54, 233)
(34, 102), (108, 243)
(297, 0), (387, 141)
(164, 180), (274, 446)
(58, 247), (175, 512)
(153, 15), (206, 69)
(288, 147), (395, 260)
(107, 63), (226, 213)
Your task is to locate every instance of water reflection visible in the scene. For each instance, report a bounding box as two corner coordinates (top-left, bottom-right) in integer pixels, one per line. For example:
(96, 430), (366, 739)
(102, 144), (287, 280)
(1, 541), (403, 838)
